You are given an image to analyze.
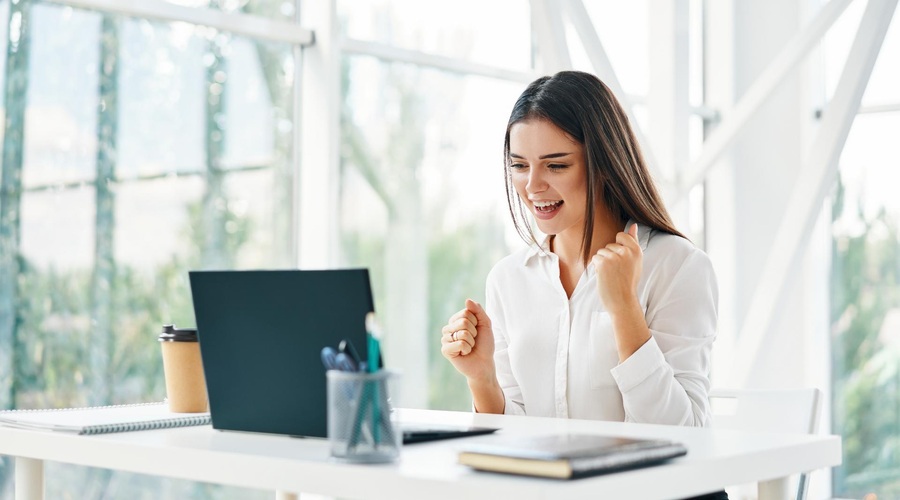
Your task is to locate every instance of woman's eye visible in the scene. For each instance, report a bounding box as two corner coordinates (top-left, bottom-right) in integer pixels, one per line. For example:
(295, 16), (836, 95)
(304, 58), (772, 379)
(548, 163), (569, 170)
(509, 163), (527, 170)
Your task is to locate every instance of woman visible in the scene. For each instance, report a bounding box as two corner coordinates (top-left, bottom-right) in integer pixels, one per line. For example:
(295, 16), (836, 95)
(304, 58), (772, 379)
(440, 71), (723, 498)
(441, 69), (717, 421)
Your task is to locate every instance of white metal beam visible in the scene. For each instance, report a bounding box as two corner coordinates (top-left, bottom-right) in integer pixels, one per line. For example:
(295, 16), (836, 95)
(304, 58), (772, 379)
(704, 0), (739, 390)
(298, 0), (340, 268)
(290, 0), (303, 266)
(562, 0), (667, 188)
(858, 102), (900, 114)
(733, 0), (898, 386)
(45, 0), (314, 45)
(341, 38), (538, 84)
(531, 0), (572, 73)
(648, 0), (690, 215)
(675, 0), (855, 203)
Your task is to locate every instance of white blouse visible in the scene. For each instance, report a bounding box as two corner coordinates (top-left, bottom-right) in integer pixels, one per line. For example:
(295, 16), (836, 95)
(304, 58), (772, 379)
(485, 222), (718, 426)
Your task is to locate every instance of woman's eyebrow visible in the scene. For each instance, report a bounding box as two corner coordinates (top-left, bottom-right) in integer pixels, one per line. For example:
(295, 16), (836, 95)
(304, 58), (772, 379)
(539, 152), (573, 159)
(508, 152), (573, 159)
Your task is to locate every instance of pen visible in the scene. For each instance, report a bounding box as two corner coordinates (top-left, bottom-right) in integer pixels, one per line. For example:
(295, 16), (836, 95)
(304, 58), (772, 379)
(365, 313), (381, 374)
(320, 347), (339, 371)
(365, 312), (382, 445)
(338, 338), (362, 371)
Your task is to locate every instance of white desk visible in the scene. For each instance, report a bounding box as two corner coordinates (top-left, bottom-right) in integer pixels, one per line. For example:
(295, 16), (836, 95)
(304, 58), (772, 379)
(0, 408), (840, 500)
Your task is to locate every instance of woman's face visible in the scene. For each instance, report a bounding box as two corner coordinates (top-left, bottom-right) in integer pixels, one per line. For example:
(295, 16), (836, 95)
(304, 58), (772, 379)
(508, 118), (588, 239)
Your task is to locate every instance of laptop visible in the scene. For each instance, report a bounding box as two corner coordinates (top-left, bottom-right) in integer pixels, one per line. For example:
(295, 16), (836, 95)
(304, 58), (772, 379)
(190, 269), (373, 438)
(189, 269), (498, 443)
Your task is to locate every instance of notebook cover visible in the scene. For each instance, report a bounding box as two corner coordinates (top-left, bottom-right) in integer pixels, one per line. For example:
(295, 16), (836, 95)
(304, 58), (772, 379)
(458, 433), (687, 479)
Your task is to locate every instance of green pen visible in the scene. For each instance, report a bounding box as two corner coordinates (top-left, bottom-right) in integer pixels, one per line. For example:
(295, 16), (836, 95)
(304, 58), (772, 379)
(365, 312), (381, 374)
(365, 312), (382, 445)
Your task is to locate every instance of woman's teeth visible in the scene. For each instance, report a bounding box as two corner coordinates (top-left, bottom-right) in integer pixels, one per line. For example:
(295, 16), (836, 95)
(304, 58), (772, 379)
(534, 200), (563, 213)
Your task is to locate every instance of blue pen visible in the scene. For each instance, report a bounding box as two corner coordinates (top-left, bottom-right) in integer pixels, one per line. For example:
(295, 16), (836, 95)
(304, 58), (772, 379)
(334, 352), (356, 372)
(320, 346), (339, 371)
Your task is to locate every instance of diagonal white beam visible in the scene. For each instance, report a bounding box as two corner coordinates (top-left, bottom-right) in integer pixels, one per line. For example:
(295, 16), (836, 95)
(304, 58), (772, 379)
(674, 0), (855, 203)
(531, 0), (572, 73)
(733, 0), (898, 387)
(859, 102), (900, 114)
(563, 0), (667, 188)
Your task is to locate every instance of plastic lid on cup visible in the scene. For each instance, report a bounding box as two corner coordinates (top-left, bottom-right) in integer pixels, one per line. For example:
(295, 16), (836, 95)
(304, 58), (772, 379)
(158, 324), (199, 342)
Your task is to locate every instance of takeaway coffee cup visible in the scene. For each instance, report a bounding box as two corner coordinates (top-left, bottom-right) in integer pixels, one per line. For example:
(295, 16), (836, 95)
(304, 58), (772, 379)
(158, 324), (209, 413)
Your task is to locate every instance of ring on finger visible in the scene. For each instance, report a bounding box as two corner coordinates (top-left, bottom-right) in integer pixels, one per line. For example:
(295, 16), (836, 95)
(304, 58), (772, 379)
(451, 331), (458, 341)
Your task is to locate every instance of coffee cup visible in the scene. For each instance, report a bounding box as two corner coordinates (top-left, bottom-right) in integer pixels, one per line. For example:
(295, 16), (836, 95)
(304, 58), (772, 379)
(158, 324), (208, 413)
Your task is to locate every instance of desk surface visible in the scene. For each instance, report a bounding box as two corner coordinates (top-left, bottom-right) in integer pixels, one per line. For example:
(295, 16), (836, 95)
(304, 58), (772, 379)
(0, 408), (841, 500)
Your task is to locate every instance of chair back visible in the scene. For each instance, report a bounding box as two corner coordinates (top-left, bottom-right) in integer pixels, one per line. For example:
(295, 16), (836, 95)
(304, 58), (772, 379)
(709, 388), (822, 500)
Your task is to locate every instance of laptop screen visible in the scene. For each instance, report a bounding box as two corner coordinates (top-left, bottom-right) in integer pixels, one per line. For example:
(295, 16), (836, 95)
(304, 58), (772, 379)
(189, 269), (373, 438)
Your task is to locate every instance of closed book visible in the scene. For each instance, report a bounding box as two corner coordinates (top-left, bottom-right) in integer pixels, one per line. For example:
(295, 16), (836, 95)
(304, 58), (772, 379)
(458, 433), (687, 479)
(0, 402), (210, 435)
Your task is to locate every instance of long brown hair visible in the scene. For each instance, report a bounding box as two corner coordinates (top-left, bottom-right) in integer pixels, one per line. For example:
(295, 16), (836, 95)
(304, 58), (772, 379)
(503, 70), (685, 265)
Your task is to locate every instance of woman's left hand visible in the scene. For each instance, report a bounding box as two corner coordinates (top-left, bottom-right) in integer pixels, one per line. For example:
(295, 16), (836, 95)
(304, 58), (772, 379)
(592, 223), (642, 314)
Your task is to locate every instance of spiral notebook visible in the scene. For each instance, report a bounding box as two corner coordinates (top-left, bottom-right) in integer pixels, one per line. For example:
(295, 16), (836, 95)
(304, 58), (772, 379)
(0, 402), (210, 435)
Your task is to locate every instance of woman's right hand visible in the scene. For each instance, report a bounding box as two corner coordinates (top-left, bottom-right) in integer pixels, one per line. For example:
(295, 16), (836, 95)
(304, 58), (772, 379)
(440, 299), (496, 382)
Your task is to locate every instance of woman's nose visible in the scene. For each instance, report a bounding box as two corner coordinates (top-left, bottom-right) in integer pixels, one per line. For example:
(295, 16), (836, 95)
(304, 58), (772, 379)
(526, 168), (546, 194)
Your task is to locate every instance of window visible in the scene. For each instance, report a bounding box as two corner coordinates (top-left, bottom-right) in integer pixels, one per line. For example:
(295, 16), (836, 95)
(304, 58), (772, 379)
(828, 4), (900, 496)
(338, 0), (532, 72)
(830, 111), (900, 498)
(339, 56), (523, 410)
(0, 2), (293, 496)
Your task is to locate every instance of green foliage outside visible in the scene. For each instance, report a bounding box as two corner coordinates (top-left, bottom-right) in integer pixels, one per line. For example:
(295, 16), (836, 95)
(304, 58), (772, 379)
(0, 197), (266, 499)
(831, 174), (900, 498)
(426, 219), (508, 410)
(342, 217), (509, 412)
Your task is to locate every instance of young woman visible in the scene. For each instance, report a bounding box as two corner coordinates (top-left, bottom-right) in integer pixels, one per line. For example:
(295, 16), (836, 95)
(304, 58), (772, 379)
(442, 70), (719, 427)
(440, 69), (723, 498)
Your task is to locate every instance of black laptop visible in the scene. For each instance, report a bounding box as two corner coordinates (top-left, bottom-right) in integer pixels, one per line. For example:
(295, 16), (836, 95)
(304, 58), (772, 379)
(189, 269), (498, 442)
(189, 269), (373, 438)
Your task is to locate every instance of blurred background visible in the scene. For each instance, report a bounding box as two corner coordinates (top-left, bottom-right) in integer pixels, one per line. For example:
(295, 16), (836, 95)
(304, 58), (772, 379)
(0, 0), (897, 498)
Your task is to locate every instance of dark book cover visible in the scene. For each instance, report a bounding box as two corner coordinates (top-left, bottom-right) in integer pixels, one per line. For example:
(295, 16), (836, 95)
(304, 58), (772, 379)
(458, 433), (687, 479)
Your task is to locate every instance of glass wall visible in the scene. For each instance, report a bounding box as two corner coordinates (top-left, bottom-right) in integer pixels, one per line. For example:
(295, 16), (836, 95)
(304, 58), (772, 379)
(0, 1), (293, 497)
(828, 3), (900, 497)
(336, 0), (535, 412)
(830, 116), (900, 498)
(339, 56), (523, 410)
(1, 0), (714, 495)
(339, 0), (532, 72)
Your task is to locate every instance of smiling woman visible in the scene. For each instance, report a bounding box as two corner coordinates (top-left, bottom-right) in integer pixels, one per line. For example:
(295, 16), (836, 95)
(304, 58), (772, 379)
(508, 123), (587, 233)
(439, 71), (724, 499)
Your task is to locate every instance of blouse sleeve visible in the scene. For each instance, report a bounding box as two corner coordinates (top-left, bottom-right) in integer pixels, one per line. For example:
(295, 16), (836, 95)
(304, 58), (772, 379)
(485, 270), (526, 416)
(609, 249), (718, 426)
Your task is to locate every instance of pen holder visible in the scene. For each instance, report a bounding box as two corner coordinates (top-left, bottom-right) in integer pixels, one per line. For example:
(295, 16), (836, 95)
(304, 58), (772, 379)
(327, 369), (401, 463)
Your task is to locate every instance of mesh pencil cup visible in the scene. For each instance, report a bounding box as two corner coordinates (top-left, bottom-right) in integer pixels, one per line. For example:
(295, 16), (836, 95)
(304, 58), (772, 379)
(326, 369), (401, 463)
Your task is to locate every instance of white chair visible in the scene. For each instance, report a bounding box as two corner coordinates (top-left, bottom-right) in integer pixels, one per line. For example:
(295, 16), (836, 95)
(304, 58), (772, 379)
(709, 388), (822, 500)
